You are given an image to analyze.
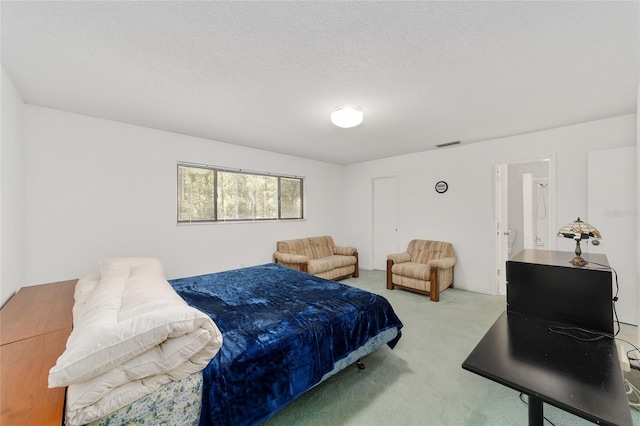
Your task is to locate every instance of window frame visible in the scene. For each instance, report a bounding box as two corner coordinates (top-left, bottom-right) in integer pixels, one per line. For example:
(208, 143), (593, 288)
(177, 162), (304, 223)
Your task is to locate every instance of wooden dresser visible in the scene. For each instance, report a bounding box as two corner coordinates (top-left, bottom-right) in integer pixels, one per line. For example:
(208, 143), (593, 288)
(1, 279), (77, 425)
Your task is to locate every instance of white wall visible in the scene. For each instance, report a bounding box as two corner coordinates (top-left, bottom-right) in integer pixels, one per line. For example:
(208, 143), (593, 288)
(1, 67), (26, 306)
(24, 106), (346, 284)
(343, 114), (637, 296)
(17, 105), (640, 300)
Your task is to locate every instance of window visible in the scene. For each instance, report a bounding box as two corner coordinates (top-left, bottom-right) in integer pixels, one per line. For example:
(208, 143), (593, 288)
(177, 163), (303, 223)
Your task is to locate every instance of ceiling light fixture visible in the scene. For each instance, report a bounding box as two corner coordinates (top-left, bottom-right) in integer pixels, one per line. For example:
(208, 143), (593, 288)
(331, 105), (363, 128)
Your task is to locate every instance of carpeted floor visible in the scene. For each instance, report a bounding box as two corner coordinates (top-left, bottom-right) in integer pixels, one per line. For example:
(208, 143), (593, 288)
(263, 269), (640, 426)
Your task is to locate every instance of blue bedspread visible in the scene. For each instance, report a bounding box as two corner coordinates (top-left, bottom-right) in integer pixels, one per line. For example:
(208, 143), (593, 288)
(169, 263), (403, 426)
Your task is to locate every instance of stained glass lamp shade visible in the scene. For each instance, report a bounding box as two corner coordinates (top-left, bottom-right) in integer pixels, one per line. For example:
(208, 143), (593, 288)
(557, 217), (602, 266)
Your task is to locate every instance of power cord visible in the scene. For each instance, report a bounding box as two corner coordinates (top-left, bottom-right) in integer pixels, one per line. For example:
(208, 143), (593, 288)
(558, 262), (640, 371)
(548, 325), (613, 341)
(518, 393), (556, 426)
(588, 261), (621, 336)
(630, 348), (640, 370)
(535, 261), (640, 413)
(616, 338), (640, 409)
(626, 378), (640, 410)
(548, 261), (621, 341)
(617, 338), (640, 370)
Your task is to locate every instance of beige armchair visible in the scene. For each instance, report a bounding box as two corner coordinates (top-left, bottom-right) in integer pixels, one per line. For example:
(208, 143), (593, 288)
(386, 239), (456, 302)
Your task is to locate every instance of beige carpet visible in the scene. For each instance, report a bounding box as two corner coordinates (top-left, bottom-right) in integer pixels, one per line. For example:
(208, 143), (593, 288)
(263, 269), (640, 426)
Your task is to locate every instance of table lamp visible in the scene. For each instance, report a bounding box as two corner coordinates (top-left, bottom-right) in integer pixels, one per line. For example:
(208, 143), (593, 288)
(557, 217), (602, 266)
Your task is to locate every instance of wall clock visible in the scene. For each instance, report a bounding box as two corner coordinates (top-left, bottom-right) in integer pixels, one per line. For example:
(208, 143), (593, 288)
(435, 181), (448, 194)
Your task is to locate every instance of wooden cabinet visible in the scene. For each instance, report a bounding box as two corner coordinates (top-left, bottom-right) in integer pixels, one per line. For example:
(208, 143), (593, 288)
(1, 280), (77, 425)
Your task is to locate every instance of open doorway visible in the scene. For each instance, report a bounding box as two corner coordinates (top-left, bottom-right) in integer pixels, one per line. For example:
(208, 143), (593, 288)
(495, 158), (556, 294)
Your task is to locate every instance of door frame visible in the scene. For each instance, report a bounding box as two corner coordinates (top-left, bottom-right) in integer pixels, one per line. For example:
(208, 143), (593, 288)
(494, 157), (557, 295)
(495, 164), (508, 294)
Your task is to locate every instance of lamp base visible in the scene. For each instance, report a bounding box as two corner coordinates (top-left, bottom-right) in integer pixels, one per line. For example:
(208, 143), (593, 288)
(569, 256), (588, 267)
(570, 239), (588, 267)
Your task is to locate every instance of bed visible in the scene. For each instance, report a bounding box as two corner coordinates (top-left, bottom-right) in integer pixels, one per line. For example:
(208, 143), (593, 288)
(50, 259), (403, 426)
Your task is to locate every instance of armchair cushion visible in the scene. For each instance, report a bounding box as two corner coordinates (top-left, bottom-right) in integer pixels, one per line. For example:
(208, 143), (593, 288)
(276, 238), (313, 259)
(391, 262), (431, 281)
(272, 252), (309, 265)
(407, 239), (454, 263)
(308, 255), (356, 275)
(334, 246), (357, 256)
(427, 257), (457, 269)
(308, 236), (335, 259)
(387, 252), (411, 264)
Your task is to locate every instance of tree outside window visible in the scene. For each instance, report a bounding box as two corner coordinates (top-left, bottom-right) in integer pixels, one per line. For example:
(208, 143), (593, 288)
(177, 164), (303, 223)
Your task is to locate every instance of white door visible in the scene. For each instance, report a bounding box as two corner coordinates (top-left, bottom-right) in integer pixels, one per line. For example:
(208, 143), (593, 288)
(372, 176), (397, 270)
(495, 164), (508, 294)
(587, 146), (637, 325)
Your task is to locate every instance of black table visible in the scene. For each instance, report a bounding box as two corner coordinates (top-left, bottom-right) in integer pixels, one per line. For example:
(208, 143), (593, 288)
(462, 311), (632, 426)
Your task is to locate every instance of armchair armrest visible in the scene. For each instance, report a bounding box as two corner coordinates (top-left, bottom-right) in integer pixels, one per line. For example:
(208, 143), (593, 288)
(334, 246), (357, 256)
(387, 252), (411, 264)
(427, 256), (457, 269)
(273, 252), (309, 264)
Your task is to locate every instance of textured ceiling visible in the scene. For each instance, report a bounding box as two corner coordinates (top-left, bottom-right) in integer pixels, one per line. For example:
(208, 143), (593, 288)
(1, 1), (638, 165)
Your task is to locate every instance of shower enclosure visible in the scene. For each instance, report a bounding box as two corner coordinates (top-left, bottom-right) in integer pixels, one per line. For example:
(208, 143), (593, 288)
(522, 174), (549, 250)
(506, 163), (551, 257)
